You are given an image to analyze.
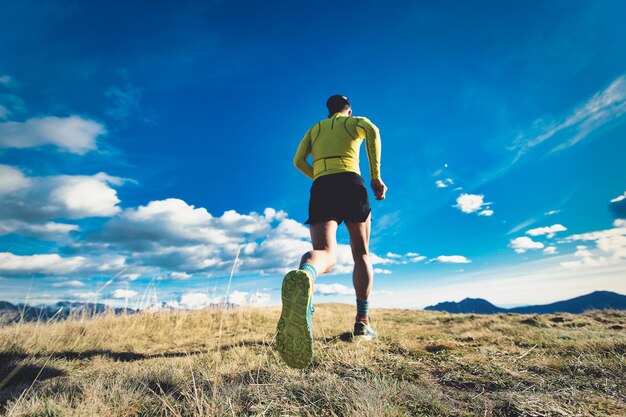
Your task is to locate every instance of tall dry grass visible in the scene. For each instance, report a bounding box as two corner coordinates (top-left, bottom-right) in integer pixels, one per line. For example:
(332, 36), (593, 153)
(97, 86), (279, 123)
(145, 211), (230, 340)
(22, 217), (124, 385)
(0, 304), (624, 416)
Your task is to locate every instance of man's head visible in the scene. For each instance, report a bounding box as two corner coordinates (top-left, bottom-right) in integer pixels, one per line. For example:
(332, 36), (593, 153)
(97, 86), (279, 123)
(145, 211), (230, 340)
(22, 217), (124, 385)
(326, 95), (351, 117)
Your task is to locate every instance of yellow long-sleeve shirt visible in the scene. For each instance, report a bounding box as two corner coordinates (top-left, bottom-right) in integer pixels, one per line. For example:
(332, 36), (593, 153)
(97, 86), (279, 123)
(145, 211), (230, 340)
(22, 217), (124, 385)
(293, 112), (381, 181)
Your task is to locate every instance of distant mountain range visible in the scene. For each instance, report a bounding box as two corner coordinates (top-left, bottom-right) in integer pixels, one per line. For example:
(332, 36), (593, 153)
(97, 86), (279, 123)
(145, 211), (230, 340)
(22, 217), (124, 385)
(424, 290), (626, 314)
(2, 290), (624, 325)
(0, 300), (239, 325)
(0, 301), (136, 325)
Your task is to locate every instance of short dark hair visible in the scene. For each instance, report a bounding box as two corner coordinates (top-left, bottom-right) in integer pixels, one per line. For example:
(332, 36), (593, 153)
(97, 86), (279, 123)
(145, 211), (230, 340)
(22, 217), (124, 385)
(326, 95), (350, 117)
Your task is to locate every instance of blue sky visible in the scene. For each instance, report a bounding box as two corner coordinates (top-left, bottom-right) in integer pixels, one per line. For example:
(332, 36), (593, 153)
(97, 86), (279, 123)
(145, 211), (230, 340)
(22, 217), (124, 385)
(1, 0), (625, 309)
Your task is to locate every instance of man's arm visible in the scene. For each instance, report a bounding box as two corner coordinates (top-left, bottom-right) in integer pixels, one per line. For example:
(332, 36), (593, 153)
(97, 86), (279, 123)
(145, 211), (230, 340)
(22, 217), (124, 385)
(356, 117), (387, 200)
(355, 117), (381, 181)
(293, 129), (315, 180)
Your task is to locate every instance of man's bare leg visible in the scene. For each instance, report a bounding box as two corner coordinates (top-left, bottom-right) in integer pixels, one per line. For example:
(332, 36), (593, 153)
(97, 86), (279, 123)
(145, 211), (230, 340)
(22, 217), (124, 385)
(346, 213), (373, 323)
(276, 221), (337, 368)
(299, 220), (338, 288)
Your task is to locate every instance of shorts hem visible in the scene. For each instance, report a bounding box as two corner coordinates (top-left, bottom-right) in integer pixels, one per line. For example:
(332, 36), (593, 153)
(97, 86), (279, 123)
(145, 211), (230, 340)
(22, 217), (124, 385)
(305, 209), (371, 226)
(304, 217), (342, 225)
(344, 209), (372, 224)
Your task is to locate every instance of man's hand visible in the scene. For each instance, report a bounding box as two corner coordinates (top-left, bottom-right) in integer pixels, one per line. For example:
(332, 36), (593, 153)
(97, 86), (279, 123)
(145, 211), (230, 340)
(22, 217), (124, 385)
(371, 178), (387, 200)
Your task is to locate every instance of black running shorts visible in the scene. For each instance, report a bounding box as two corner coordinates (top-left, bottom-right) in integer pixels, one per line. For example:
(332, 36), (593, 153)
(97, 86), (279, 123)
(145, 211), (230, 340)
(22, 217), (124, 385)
(305, 172), (371, 225)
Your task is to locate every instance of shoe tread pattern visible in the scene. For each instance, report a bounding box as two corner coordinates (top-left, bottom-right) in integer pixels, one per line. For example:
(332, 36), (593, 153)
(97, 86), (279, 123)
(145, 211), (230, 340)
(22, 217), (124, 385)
(275, 270), (313, 369)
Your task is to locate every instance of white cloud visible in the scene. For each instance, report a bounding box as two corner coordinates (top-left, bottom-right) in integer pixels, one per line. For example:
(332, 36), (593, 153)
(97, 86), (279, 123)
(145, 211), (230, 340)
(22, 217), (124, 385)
(610, 191), (626, 203)
(509, 75), (626, 162)
(94, 256), (127, 272)
(164, 289), (271, 309)
(315, 283), (354, 296)
(228, 290), (271, 306)
(374, 268), (392, 274)
(0, 165), (122, 222)
(271, 217), (309, 239)
(183, 293), (212, 309)
(454, 193), (492, 214)
(97, 200), (302, 275)
(560, 244), (607, 268)
(72, 291), (100, 300)
(509, 236), (544, 253)
(526, 224), (567, 238)
(559, 219), (626, 267)
(0, 220), (78, 240)
(0, 115), (106, 154)
(120, 273), (141, 281)
(51, 280), (85, 288)
(136, 244), (238, 273)
(0, 251), (128, 278)
(0, 252), (87, 275)
(435, 178), (454, 188)
(382, 251), (424, 264)
(103, 199), (277, 250)
(167, 292), (211, 310)
(112, 289), (138, 299)
(561, 218), (626, 242)
(573, 245), (593, 257)
(430, 255), (471, 264)
(24, 194), (401, 279)
(597, 234), (626, 259)
(263, 207), (287, 222)
(478, 209), (494, 216)
(50, 173), (122, 217)
(544, 210), (560, 216)
(169, 272), (192, 280)
(543, 246), (557, 255)
(236, 217), (313, 275)
(0, 165), (31, 195)
(408, 254), (426, 263)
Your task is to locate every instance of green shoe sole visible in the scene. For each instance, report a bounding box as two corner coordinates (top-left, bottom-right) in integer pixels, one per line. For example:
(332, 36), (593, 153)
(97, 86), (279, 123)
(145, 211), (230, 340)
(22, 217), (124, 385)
(275, 270), (313, 369)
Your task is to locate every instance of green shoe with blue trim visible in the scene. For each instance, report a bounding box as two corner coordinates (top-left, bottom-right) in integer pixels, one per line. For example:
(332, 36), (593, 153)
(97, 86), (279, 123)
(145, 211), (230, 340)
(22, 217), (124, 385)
(275, 270), (314, 369)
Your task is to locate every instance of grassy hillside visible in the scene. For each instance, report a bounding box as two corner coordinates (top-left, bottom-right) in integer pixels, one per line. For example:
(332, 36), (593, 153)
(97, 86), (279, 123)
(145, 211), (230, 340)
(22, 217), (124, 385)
(0, 303), (624, 416)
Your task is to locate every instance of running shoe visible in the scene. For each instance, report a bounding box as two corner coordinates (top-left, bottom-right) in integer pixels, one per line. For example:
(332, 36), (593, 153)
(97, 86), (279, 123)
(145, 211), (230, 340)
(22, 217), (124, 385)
(275, 270), (314, 368)
(353, 320), (377, 341)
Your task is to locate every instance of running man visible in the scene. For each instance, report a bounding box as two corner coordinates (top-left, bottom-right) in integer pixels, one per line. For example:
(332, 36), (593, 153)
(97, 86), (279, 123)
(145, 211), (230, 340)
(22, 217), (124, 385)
(275, 94), (387, 368)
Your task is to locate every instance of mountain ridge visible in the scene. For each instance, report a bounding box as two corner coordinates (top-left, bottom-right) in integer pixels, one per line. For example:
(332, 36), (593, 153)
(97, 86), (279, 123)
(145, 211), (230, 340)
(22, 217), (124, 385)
(424, 290), (626, 314)
(0, 300), (239, 325)
(2, 290), (624, 325)
(0, 301), (136, 325)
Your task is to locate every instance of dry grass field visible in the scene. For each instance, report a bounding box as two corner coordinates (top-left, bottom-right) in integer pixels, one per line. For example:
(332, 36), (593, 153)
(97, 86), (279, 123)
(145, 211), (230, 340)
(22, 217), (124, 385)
(0, 303), (624, 416)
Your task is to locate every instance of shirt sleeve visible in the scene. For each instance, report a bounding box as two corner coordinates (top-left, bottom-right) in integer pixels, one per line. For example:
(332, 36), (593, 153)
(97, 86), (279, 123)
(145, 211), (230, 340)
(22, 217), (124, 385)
(293, 128), (315, 180)
(355, 117), (382, 180)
